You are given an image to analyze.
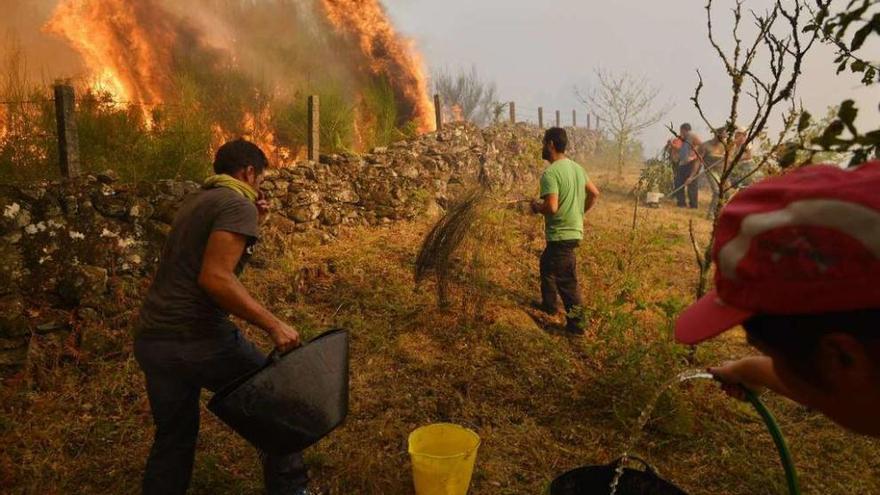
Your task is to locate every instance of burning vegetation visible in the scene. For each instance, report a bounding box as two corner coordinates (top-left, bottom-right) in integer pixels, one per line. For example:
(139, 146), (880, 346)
(320, 0), (435, 133)
(45, 0), (180, 107)
(1, 0), (436, 180)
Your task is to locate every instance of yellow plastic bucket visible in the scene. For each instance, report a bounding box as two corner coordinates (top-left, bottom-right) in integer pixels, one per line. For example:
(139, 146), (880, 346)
(408, 423), (481, 495)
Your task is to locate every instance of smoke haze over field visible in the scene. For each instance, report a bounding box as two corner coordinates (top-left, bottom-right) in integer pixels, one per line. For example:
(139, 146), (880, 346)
(384, 0), (879, 154)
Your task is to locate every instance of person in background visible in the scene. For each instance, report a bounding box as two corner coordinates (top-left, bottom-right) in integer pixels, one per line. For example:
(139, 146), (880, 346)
(531, 127), (601, 334)
(698, 127), (729, 219)
(134, 139), (313, 495)
(731, 127), (757, 188)
(673, 123), (702, 209)
(664, 135), (684, 167)
(676, 161), (880, 438)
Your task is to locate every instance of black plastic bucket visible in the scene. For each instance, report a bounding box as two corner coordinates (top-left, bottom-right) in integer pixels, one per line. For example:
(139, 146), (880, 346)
(550, 457), (687, 495)
(208, 329), (350, 456)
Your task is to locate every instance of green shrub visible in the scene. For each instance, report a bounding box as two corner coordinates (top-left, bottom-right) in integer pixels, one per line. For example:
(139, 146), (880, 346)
(360, 77), (417, 150)
(271, 83), (357, 156)
(640, 158), (675, 194)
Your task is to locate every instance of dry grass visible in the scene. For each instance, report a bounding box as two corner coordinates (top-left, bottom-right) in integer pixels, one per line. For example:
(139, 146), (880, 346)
(1, 165), (879, 494)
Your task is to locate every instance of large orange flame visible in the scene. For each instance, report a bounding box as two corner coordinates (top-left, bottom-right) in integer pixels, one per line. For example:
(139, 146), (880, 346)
(45, 0), (178, 105)
(241, 109), (293, 164)
(37, 0), (435, 158)
(319, 0), (435, 132)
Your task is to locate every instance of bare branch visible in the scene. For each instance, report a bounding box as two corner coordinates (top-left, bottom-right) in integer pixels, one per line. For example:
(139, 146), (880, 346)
(706, 0), (735, 74)
(689, 220), (705, 269)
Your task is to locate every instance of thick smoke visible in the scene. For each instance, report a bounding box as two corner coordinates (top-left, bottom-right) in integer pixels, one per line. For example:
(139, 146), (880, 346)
(2, 0), (433, 136)
(2, 1), (81, 83)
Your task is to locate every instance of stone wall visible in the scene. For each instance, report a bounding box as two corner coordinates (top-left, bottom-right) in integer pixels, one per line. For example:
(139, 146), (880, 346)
(0, 123), (598, 376)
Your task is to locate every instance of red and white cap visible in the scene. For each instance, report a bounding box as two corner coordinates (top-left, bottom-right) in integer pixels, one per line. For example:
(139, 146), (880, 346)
(676, 161), (880, 345)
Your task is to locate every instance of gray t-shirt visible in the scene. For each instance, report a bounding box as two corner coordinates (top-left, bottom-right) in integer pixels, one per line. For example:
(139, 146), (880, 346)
(138, 187), (259, 336)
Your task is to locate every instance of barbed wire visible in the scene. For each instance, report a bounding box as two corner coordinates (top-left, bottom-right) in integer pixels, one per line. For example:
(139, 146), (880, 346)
(0, 100), (53, 106)
(2, 93), (600, 136)
(0, 132), (56, 139)
(0, 97), (187, 108)
(98, 100), (188, 108)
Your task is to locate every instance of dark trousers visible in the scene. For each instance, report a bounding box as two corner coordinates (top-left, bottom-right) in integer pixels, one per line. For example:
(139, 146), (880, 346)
(134, 327), (308, 495)
(674, 163), (699, 208)
(540, 240), (584, 329)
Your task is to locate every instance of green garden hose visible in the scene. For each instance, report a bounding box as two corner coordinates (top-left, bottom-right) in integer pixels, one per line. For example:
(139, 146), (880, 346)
(744, 388), (801, 495)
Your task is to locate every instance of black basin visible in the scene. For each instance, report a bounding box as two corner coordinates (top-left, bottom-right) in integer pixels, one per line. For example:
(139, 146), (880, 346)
(550, 457), (687, 495)
(208, 329), (350, 456)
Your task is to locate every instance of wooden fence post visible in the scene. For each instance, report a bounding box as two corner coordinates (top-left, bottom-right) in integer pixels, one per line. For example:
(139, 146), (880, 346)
(308, 95), (319, 161)
(434, 94), (443, 131)
(572, 110), (577, 128)
(509, 101), (516, 124)
(587, 113), (592, 130)
(53, 83), (81, 179)
(595, 114), (601, 132)
(538, 107), (544, 129)
(555, 110), (561, 128)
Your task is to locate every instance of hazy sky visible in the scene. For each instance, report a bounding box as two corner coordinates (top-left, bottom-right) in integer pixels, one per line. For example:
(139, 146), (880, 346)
(385, 0), (878, 154)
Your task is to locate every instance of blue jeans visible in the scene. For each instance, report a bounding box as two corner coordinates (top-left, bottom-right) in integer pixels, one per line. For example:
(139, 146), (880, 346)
(134, 326), (308, 494)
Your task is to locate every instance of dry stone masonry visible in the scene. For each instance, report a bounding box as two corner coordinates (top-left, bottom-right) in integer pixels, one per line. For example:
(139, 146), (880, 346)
(0, 123), (598, 376)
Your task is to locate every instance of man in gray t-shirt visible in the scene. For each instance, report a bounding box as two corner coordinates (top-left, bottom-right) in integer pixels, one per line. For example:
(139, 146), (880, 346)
(672, 123), (702, 209)
(138, 186), (260, 334)
(134, 140), (312, 495)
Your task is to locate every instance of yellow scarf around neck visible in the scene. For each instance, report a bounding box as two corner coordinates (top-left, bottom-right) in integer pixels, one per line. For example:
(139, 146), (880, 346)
(203, 174), (258, 203)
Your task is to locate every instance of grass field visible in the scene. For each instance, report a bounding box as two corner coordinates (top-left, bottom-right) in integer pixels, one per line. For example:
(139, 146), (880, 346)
(1, 164), (879, 494)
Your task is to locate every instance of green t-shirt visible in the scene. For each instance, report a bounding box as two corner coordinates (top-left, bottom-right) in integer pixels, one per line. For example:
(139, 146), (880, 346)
(540, 158), (590, 242)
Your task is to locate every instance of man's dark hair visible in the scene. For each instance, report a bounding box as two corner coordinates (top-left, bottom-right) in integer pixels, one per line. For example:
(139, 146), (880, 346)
(543, 127), (568, 153)
(744, 309), (880, 388)
(680, 123), (692, 132)
(213, 139), (269, 176)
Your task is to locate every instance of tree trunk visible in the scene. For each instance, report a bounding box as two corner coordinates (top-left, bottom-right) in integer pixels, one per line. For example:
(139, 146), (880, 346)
(696, 238), (714, 298)
(694, 183), (730, 299)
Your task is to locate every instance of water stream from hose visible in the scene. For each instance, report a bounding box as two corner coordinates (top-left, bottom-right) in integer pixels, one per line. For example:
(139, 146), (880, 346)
(608, 369), (714, 495)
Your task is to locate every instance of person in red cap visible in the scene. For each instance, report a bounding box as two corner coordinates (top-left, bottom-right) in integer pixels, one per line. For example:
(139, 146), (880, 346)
(675, 160), (880, 437)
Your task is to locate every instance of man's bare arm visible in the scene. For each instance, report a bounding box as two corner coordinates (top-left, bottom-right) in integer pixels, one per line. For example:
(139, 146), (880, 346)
(709, 356), (803, 403)
(532, 194), (559, 215)
(198, 230), (300, 351)
(585, 181), (600, 213)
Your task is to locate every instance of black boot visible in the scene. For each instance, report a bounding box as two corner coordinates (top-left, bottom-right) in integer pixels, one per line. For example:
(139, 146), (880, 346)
(565, 318), (585, 335)
(530, 300), (559, 315)
(261, 451), (310, 495)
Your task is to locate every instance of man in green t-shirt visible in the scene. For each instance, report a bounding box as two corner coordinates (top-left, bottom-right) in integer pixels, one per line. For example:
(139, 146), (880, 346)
(530, 128), (601, 334)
